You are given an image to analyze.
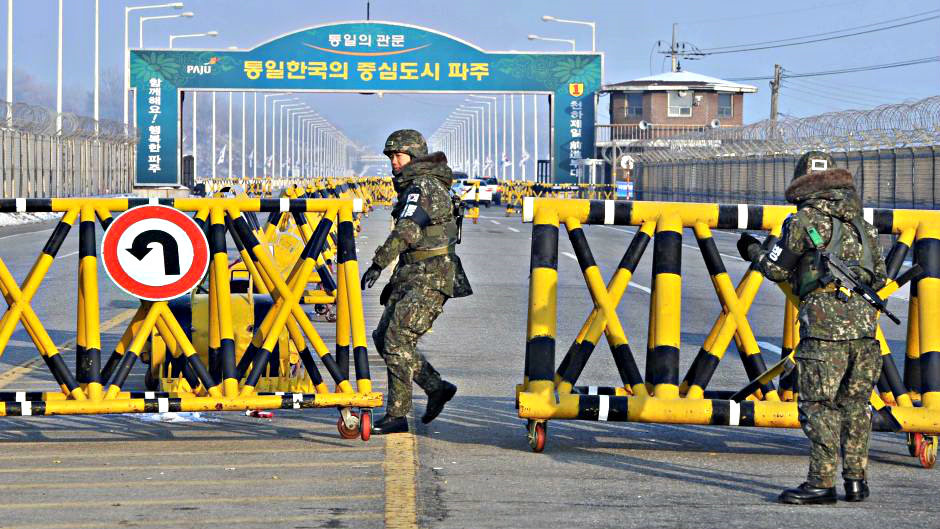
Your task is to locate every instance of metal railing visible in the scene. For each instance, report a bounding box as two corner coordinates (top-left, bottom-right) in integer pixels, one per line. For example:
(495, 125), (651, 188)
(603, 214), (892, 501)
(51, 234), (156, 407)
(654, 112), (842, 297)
(622, 97), (940, 208)
(0, 100), (137, 198)
(595, 123), (713, 144)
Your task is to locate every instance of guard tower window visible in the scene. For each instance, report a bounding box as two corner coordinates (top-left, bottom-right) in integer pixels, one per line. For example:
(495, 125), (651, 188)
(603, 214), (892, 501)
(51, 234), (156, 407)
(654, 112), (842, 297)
(625, 93), (643, 117)
(718, 93), (733, 117)
(667, 90), (693, 117)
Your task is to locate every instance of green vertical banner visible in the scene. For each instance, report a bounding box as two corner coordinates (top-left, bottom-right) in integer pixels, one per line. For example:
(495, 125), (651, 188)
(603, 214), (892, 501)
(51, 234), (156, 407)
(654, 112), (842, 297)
(131, 21), (602, 185)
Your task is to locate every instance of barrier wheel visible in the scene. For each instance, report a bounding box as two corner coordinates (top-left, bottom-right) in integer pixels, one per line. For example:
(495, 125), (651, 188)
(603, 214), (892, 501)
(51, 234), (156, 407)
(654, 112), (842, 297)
(913, 433), (926, 457)
(527, 420), (546, 453)
(920, 437), (937, 469)
(337, 412), (360, 439)
(907, 433), (920, 457)
(360, 409), (372, 442)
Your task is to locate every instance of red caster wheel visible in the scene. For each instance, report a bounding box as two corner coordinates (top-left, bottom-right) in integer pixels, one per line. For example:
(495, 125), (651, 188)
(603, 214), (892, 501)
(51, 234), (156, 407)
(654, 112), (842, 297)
(908, 433), (922, 457)
(527, 420), (546, 453)
(337, 412), (360, 440)
(360, 409), (372, 442)
(913, 433), (926, 457)
(920, 437), (937, 469)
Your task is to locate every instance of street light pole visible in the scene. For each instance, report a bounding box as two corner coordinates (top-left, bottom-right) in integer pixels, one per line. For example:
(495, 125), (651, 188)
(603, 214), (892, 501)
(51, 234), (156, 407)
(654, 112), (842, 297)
(211, 91), (216, 179)
(6, 0), (11, 107)
(192, 91), (197, 180)
(542, 15), (596, 51)
(55, 0), (62, 132)
(470, 95), (498, 178)
(168, 30), (219, 48)
(139, 12), (194, 48)
(124, 3), (184, 126)
(527, 34), (576, 51)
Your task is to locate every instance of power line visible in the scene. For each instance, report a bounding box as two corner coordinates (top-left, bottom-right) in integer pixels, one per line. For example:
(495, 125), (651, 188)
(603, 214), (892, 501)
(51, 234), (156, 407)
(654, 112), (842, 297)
(785, 75), (924, 100)
(780, 81), (893, 107)
(700, 8), (940, 51)
(698, 13), (940, 55)
(676, 0), (861, 26)
(728, 56), (940, 81)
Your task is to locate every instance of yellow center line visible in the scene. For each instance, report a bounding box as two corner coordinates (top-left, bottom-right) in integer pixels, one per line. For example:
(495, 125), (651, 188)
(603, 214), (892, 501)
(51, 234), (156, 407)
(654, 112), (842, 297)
(0, 444), (380, 461)
(0, 459), (381, 474)
(1, 512), (384, 529)
(384, 417), (419, 529)
(0, 308), (138, 390)
(0, 493), (382, 510)
(0, 475), (382, 491)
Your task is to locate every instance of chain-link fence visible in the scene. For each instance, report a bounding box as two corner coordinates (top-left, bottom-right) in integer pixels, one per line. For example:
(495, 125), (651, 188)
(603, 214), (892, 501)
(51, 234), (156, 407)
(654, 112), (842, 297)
(0, 100), (137, 198)
(629, 96), (940, 208)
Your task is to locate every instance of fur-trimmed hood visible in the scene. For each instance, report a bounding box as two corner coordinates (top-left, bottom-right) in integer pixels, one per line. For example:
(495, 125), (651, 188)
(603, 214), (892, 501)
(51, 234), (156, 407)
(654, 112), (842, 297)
(394, 151), (452, 191)
(786, 168), (862, 220)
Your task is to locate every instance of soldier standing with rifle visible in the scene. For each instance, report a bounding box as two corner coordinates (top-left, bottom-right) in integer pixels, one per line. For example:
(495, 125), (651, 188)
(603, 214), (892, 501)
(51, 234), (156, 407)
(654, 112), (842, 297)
(360, 129), (473, 435)
(738, 151), (888, 505)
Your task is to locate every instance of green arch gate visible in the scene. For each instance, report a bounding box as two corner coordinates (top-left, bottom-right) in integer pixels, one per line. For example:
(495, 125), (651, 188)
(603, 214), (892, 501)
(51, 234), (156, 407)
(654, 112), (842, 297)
(130, 20), (602, 186)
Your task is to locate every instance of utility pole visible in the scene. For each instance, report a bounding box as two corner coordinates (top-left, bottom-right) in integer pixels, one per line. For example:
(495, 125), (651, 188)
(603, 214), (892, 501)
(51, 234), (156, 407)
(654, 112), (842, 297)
(670, 23), (678, 72)
(769, 64), (782, 122)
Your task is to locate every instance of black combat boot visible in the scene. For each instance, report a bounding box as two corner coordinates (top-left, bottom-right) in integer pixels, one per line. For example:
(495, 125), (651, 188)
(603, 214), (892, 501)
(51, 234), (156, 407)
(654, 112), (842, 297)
(421, 381), (457, 424)
(778, 482), (837, 505)
(844, 479), (870, 502)
(371, 414), (408, 435)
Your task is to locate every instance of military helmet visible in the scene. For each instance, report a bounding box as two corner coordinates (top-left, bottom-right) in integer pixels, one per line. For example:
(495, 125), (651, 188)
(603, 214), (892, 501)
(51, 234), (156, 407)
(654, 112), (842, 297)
(793, 150), (835, 179)
(383, 129), (428, 159)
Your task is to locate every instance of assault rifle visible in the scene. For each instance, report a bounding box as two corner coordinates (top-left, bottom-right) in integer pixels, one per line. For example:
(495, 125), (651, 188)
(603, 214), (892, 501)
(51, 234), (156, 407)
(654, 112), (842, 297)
(818, 251), (902, 325)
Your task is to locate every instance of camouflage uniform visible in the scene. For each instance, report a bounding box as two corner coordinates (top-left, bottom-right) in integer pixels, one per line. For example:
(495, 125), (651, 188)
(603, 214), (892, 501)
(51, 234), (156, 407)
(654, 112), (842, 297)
(751, 159), (887, 489)
(370, 130), (472, 418)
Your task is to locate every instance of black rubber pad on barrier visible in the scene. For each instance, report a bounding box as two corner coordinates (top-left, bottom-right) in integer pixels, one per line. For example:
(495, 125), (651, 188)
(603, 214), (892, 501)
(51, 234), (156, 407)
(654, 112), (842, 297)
(567, 228), (596, 273)
(914, 238), (940, 278)
(614, 202), (632, 225)
(0, 199), (52, 212)
(716, 205), (738, 230)
(618, 230), (651, 273)
(652, 231), (682, 276)
(353, 346), (370, 381)
(611, 343), (643, 387)
(42, 222), (72, 257)
(530, 225), (559, 270)
(526, 336), (556, 382)
(689, 350), (721, 390)
(697, 236), (726, 277)
(873, 209), (894, 235)
(337, 221), (356, 263)
(576, 395), (629, 421)
(885, 241), (910, 279)
(923, 350), (940, 393)
(710, 400), (756, 426)
(586, 201), (605, 224)
(646, 345), (679, 386)
(79, 221), (96, 258)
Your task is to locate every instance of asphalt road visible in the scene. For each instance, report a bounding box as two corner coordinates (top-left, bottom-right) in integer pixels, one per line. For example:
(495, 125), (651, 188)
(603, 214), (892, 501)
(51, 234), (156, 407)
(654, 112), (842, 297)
(0, 205), (933, 529)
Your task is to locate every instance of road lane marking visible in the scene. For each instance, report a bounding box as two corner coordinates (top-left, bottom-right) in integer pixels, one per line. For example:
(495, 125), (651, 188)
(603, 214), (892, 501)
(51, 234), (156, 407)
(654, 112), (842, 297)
(758, 341), (782, 354)
(56, 250), (78, 259)
(0, 475), (381, 491)
(0, 308), (138, 390)
(561, 251), (652, 294)
(384, 418), (419, 529)
(507, 227), (520, 232)
(0, 493), (382, 510)
(489, 219), (501, 225)
(0, 445), (380, 461)
(0, 460), (381, 474)
(2, 513), (384, 529)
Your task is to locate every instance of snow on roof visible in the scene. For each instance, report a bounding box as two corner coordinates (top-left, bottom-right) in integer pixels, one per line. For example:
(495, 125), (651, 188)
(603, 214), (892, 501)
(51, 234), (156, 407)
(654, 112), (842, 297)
(604, 70), (757, 93)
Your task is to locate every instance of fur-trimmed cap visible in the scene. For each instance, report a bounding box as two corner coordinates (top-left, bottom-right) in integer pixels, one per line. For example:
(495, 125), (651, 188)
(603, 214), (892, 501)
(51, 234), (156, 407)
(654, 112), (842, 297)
(785, 167), (856, 204)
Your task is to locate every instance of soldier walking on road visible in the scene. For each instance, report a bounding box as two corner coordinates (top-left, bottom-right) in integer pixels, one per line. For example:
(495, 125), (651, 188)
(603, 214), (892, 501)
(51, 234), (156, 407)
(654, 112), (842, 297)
(360, 129), (473, 435)
(738, 151), (887, 505)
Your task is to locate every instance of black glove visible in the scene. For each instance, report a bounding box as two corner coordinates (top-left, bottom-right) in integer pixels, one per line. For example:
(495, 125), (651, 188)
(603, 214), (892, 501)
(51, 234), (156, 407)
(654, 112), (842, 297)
(737, 233), (762, 262)
(360, 264), (382, 290)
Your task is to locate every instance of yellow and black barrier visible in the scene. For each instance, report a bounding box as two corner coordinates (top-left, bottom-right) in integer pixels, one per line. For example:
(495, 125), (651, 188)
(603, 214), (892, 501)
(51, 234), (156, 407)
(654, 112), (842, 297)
(0, 197), (380, 440)
(517, 197), (940, 465)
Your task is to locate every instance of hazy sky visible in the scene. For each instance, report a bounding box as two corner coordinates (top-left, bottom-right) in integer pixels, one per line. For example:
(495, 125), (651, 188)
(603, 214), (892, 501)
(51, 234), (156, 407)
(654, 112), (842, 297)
(4, 0), (938, 163)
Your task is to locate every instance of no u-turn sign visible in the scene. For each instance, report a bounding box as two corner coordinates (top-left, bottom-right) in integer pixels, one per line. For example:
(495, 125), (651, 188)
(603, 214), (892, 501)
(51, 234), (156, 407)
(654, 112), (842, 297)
(102, 205), (210, 300)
